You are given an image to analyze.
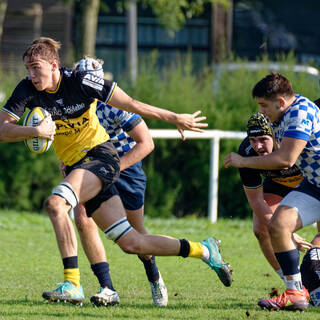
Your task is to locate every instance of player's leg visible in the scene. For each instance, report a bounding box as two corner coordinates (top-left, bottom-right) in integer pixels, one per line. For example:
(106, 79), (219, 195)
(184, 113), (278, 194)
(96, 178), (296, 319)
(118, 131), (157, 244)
(257, 186), (320, 311)
(300, 232), (320, 306)
(253, 212), (282, 275)
(43, 168), (106, 305)
(127, 206), (168, 307)
(91, 196), (233, 287)
(253, 192), (283, 279)
(117, 163), (168, 306)
(74, 204), (119, 306)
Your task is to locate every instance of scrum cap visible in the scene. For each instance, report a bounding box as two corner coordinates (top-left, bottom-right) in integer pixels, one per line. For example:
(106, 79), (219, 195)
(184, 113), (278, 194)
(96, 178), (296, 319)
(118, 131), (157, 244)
(246, 112), (273, 137)
(75, 57), (104, 79)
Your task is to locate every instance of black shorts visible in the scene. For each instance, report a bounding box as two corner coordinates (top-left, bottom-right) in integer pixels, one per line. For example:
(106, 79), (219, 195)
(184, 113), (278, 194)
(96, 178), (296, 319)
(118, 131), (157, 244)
(263, 178), (295, 198)
(301, 247), (320, 306)
(66, 141), (120, 216)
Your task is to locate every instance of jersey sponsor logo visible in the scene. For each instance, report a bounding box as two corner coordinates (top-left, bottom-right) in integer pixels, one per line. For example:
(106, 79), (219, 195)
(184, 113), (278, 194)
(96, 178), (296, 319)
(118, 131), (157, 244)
(309, 247), (320, 261)
(56, 98), (64, 106)
(63, 103), (85, 114)
(55, 117), (89, 136)
(82, 74), (104, 91)
(49, 102), (86, 117)
(301, 119), (311, 126)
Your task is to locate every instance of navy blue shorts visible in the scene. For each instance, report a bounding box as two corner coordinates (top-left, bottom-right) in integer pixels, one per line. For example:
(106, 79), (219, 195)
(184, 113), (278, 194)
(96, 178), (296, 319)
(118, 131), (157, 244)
(115, 161), (146, 210)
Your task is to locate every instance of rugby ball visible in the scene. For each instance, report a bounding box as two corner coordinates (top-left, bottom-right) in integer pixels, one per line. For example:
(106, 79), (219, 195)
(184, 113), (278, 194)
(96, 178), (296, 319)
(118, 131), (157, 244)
(23, 107), (53, 154)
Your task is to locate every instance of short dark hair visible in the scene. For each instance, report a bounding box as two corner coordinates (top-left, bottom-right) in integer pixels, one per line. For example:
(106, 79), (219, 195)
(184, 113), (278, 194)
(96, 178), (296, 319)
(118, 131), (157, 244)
(252, 72), (294, 100)
(23, 37), (61, 64)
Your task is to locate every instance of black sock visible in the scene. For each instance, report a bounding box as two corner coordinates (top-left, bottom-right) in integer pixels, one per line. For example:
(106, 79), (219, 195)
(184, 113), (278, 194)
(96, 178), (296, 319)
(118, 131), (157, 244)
(138, 256), (159, 282)
(178, 239), (190, 258)
(91, 262), (115, 291)
(62, 256), (78, 269)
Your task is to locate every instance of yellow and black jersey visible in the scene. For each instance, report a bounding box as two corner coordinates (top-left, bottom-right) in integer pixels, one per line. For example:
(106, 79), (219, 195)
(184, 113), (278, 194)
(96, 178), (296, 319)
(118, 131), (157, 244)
(238, 136), (303, 190)
(2, 68), (117, 165)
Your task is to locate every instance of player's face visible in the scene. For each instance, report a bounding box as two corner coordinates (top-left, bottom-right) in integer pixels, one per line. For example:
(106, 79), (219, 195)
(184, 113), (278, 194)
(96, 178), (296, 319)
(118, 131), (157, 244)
(249, 135), (273, 156)
(255, 97), (283, 123)
(24, 56), (56, 91)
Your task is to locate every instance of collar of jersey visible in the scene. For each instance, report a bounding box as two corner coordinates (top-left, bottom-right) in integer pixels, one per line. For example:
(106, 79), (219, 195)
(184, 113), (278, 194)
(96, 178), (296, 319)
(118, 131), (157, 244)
(45, 73), (62, 94)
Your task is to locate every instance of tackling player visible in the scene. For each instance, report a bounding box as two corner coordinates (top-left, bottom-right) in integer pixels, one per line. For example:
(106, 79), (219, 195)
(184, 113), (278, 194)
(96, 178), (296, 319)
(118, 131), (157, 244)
(0, 37), (232, 306)
(238, 112), (311, 283)
(224, 72), (320, 311)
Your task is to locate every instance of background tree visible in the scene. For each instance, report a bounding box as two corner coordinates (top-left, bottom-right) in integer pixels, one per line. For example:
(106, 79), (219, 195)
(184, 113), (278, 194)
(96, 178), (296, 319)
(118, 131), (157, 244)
(74, 0), (231, 59)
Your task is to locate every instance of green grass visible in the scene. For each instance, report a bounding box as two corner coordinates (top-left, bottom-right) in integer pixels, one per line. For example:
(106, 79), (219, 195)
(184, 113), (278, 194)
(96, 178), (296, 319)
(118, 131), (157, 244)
(0, 210), (318, 319)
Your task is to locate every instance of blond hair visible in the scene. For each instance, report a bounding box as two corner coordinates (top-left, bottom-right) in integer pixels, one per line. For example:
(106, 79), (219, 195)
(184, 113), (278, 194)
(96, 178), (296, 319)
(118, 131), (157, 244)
(23, 37), (61, 64)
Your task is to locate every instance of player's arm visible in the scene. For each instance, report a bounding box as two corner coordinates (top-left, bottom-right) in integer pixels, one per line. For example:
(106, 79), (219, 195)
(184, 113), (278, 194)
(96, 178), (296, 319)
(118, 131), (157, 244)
(0, 110), (55, 142)
(224, 137), (307, 170)
(119, 119), (154, 171)
(244, 187), (274, 225)
(108, 86), (207, 140)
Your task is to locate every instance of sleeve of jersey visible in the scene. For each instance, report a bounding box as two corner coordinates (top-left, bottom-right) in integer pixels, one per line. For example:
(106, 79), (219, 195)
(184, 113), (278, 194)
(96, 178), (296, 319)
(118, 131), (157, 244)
(282, 105), (314, 141)
(118, 112), (142, 132)
(238, 167), (263, 189)
(80, 72), (117, 103)
(1, 80), (30, 120)
(238, 138), (263, 189)
(105, 103), (141, 132)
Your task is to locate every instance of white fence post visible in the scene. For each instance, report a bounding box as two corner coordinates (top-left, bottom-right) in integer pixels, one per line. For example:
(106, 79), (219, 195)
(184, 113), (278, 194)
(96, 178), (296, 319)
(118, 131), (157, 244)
(147, 130), (247, 222)
(208, 137), (220, 223)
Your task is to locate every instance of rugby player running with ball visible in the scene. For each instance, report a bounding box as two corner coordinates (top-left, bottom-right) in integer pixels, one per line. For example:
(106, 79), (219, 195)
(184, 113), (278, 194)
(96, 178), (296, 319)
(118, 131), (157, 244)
(0, 37), (232, 306)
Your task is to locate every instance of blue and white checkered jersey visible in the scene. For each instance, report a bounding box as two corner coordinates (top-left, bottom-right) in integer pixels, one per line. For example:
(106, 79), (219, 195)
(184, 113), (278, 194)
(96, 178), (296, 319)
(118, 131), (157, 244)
(96, 101), (142, 157)
(272, 94), (320, 187)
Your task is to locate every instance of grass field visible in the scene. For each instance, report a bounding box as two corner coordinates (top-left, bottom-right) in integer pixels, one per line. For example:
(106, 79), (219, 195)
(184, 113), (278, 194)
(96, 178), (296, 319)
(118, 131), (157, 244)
(0, 209), (318, 320)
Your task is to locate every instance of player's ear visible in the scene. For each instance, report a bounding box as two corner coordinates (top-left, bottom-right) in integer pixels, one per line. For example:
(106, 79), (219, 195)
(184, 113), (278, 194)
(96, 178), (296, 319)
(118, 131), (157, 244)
(51, 59), (59, 72)
(278, 96), (286, 108)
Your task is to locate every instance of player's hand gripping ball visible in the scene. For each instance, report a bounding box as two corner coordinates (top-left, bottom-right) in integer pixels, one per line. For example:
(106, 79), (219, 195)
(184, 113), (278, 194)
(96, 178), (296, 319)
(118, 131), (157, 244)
(23, 107), (53, 154)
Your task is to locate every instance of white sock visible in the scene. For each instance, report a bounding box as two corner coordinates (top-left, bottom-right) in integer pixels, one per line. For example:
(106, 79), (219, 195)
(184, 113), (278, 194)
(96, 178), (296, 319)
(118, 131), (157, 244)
(201, 244), (210, 262)
(285, 273), (303, 291)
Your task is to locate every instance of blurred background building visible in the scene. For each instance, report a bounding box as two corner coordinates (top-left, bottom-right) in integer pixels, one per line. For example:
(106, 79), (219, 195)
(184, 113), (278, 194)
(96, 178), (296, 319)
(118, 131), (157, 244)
(0, 0), (320, 79)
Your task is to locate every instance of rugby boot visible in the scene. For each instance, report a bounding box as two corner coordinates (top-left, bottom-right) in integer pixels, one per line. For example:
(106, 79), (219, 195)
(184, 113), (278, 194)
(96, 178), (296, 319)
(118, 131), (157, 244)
(42, 281), (85, 305)
(149, 272), (168, 307)
(201, 237), (233, 287)
(258, 288), (309, 311)
(90, 286), (120, 307)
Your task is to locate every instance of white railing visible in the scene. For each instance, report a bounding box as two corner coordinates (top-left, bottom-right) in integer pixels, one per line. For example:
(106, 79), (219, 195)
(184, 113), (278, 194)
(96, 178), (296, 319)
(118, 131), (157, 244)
(149, 129), (246, 223)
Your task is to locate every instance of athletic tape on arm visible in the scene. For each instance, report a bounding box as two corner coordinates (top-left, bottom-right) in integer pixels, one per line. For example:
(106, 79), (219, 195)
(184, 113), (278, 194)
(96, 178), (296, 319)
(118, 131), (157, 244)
(52, 182), (79, 208)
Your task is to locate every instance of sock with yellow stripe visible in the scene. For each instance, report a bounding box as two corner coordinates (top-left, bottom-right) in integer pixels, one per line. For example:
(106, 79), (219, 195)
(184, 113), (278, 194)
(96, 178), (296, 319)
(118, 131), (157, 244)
(178, 239), (209, 260)
(63, 256), (80, 288)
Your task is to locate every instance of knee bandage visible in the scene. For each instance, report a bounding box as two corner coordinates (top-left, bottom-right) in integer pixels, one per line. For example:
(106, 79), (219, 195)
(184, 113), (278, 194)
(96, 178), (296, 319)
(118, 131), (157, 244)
(52, 182), (79, 208)
(104, 217), (133, 242)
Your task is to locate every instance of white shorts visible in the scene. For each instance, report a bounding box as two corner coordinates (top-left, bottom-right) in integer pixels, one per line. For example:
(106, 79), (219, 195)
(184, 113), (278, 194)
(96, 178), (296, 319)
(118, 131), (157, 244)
(280, 179), (320, 227)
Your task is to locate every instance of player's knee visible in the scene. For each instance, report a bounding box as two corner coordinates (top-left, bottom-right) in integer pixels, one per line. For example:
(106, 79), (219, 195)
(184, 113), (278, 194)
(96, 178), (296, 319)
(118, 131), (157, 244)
(104, 217), (138, 254)
(75, 214), (95, 234)
(45, 195), (66, 217)
(267, 219), (283, 239)
(118, 237), (142, 254)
